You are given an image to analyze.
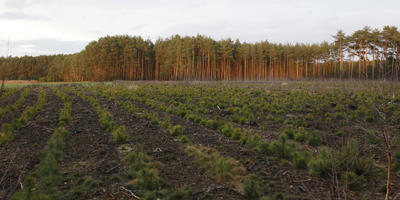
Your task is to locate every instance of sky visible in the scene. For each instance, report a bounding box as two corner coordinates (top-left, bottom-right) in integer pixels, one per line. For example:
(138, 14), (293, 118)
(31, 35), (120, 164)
(0, 0), (399, 57)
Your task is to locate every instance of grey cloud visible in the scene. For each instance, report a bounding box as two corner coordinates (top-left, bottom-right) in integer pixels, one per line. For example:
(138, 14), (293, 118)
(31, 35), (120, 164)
(1, 0), (400, 56)
(0, 39), (88, 56)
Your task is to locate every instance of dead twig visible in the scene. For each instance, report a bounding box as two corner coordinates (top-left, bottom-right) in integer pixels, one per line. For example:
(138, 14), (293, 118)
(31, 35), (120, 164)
(105, 165), (120, 174)
(121, 186), (142, 200)
(292, 178), (312, 183)
(18, 174), (23, 190)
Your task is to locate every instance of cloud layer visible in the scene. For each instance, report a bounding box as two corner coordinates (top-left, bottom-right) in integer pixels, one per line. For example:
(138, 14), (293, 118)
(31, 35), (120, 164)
(0, 0), (399, 56)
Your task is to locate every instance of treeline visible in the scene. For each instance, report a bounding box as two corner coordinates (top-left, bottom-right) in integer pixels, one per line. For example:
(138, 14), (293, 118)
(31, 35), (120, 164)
(1, 25), (399, 81)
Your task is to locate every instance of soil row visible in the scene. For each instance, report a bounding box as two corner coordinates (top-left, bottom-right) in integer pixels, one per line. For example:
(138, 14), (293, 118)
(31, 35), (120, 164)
(0, 89), (21, 107)
(60, 89), (132, 199)
(113, 91), (355, 199)
(0, 88), (62, 199)
(124, 89), (395, 199)
(92, 91), (244, 199)
(0, 88), (38, 126)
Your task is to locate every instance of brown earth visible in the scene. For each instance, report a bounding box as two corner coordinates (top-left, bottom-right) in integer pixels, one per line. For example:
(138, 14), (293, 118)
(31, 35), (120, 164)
(59, 89), (132, 200)
(117, 93), (392, 200)
(94, 93), (244, 199)
(0, 88), (62, 199)
(0, 88), (38, 126)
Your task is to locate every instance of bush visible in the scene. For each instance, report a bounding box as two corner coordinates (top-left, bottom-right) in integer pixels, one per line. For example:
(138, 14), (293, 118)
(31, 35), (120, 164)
(365, 115), (374, 123)
(283, 119), (294, 125)
(221, 123), (234, 137)
(266, 114), (274, 121)
(169, 125), (183, 136)
(231, 129), (242, 140)
(231, 114), (247, 124)
(143, 191), (159, 200)
(296, 116), (307, 127)
(340, 171), (366, 191)
(239, 132), (251, 145)
(177, 110), (187, 118)
(335, 112), (345, 120)
(112, 126), (130, 144)
(54, 89), (72, 127)
(335, 131), (344, 137)
(58, 102), (72, 126)
(243, 175), (261, 199)
(269, 135), (293, 160)
(66, 176), (100, 199)
(118, 101), (137, 113)
(185, 114), (196, 122)
(309, 147), (333, 178)
(324, 112), (332, 122)
(0, 129), (13, 145)
(231, 114), (240, 123)
(160, 117), (171, 129)
(184, 145), (245, 187)
(338, 139), (374, 177)
(125, 145), (149, 172)
(294, 127), (307, 142)
(193, 116), (202, 123)
(258, 142), (270, 155)
(135, 168), (161, 190)
(305, 113), (314, 121)
(353, 156), (374, 177)
(292, 151), (310, 170)
(307, 132), (322, 147)
(11, 119), (23, 130)
(178, 135), (190, 144)
(0, 123), (13, 144)
(281, 125), (294, 139)
(198, 118), (206, 125)
(149, 113), (159, 125)
(365, 130), (383, 146)
(205, 118), (223, 130)
(98, 110), (115, 132)
(246, 134), (262, 149)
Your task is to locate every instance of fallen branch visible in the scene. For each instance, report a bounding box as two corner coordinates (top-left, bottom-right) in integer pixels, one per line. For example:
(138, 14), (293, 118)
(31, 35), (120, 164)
(121, 186), (142, 200)
(292, 178), (312, 183)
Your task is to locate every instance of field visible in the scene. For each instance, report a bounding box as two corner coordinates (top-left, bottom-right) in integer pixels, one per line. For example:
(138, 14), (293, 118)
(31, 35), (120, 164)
(0, 81), (399, 200)
(0, 80), (111, 88)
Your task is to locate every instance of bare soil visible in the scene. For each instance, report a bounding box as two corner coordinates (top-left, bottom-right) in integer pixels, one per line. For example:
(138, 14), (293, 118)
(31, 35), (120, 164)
(96, 94), (243, 199)
(0, 88), (62, 199)
(0, 88), (38, 126)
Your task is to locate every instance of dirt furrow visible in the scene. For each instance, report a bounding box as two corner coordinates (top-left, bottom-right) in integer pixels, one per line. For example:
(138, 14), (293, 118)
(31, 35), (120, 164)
(58, 92), (131, 199)
(0, 89), (21, 107)
(96, 95), (243, 200)
(0, 88), (37, 125)
(124, 97), (332, 199)
(0, 88), (62, 199)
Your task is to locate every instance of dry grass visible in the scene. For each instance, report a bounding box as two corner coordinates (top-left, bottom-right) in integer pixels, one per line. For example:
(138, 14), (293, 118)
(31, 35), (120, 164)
(3, 80), (39, 84)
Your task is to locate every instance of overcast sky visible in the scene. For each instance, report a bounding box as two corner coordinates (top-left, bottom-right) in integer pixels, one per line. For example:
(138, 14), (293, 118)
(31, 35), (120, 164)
(0, 0), (399, 57)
